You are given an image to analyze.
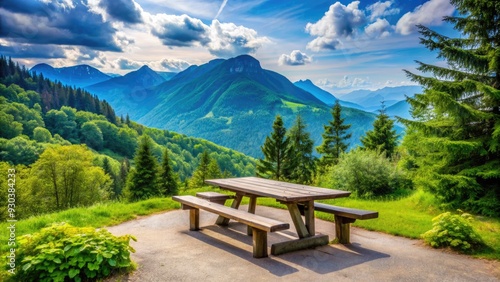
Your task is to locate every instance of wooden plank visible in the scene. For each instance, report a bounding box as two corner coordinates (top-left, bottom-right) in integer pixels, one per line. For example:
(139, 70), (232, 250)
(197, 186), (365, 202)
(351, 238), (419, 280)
(217, 193), (243, 225)
(334, 215), (356, 244)
(285, 203), (310, 238)
(252, 229), (268, 258)
(173, 196), (289, 232)
(304, 200), (315, 235)
(189, 208), (199, 231)
(237, 177), (341, 195)
(247, 196), (257, 236)
(314, 203), (378, 220)
(196, 192), (233, 205)
(271, 234), (329, 256)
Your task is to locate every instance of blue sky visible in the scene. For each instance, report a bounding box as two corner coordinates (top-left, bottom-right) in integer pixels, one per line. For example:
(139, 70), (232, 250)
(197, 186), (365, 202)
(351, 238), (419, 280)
(0, 0), (457, 93)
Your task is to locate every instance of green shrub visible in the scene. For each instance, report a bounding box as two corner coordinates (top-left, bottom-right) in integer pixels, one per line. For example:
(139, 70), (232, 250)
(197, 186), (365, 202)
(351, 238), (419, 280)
(421, 211), (484, 252)
(10, 223), (136, 282)
(326, 149), (412, 197)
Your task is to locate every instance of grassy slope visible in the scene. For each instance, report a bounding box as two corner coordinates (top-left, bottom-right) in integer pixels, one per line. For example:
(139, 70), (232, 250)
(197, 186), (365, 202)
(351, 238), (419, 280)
(1, 189), (498, 261)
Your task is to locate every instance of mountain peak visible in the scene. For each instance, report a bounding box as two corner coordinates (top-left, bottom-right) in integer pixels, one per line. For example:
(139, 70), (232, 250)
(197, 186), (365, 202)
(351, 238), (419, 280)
(224, 54), (262, 74)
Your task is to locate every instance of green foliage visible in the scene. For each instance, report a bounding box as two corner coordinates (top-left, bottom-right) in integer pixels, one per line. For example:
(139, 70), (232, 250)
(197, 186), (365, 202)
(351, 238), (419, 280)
(400, 0), (500, 216)
(323, 149), (412, 198)
(33, 126), (52, 143)
(257, 115), (294, 180)
(28, 145), (111, 213)
(317, 100), (352, 167)
(422, 211), (484, 252)
(0, 136), (43, 165)
(158, 148), (179, 196)
(361, 104), (398, 158)
(11, 223), (135, 282)
(287, 115), (316, 184)
(80, 121), (104, 150)
(189, 150), (214, 188)
(126, 135), (160, 201)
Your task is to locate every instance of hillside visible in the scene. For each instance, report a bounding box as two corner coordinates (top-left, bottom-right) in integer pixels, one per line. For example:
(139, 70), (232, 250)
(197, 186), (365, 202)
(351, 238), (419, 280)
(294, 79), (365, 110)
(134, 55), (378, 157)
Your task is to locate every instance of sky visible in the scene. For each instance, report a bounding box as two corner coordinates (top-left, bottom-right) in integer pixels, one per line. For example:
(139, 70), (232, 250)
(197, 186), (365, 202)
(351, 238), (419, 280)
(0, 0), (457, 94)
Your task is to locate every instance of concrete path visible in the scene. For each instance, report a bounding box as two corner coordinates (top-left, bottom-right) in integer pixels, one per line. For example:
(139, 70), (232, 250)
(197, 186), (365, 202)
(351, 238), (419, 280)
(107, 206), (500, 282)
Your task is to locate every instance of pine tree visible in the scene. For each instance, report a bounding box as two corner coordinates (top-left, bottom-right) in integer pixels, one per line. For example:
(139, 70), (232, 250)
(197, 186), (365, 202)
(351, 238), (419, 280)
(257, 115), (293, 180)
(127, 135), (159, 201)
(189, 150), (211, 187)
(361, 103), (398, 158)
(401, 0), (500, 215)
(317, 100), (352, 167)
(287, 115), (315, 184)
(158, 148), (178, 196)
(102, 157), (121, 199)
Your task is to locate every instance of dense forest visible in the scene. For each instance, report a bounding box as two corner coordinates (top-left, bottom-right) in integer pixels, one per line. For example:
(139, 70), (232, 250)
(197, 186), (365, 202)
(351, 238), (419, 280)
(0, 56), (255, 219)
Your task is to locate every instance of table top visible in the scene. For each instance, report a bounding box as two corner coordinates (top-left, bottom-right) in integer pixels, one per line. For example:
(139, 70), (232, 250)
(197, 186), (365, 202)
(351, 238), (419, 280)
(205, 177), (351, 202)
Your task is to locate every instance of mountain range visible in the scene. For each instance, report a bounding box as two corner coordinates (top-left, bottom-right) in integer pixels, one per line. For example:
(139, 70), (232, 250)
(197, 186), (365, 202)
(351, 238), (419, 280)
(31, 63), (112, 88)
(31, 55), (414, 158)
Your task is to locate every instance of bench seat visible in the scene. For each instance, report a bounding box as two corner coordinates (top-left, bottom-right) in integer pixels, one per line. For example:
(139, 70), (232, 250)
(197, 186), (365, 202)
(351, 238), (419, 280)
(314, 202), (378, 244)
(196, 191), (233, 205)
(173, 195), (289, 258)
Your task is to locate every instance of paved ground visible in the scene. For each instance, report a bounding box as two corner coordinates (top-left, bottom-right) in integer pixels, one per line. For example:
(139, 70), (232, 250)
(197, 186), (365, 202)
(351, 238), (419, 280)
(107, 206), (500, 282)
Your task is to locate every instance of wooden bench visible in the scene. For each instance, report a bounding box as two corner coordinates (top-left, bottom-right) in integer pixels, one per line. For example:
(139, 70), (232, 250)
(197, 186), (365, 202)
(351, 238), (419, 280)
(314, 202), (378, 244)
(172, 195), (289, 258)
(196, 191), (233, 205)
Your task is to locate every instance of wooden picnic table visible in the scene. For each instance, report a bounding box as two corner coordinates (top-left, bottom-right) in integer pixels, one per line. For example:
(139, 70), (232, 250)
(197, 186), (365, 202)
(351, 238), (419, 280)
(205, 177), (351, 255)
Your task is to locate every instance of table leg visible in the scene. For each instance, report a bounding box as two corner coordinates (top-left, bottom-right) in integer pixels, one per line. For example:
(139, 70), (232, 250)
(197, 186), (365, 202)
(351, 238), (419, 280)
(304, 200), (315, 235)
(216, 194), (243, 225)
(247, 196), (257, 236)
(285, 203), (310, 238)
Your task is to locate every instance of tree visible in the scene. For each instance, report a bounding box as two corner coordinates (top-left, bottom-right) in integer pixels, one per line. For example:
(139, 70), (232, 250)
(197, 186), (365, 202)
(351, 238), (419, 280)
(401, 0), (500, 216)
(102, 157), (120, 199)
(256, 115), (293, 180)
(189, 150), (211, 187)
(126, 135), (160, 201)
(158, 148), (178, 196)
(287, 115), (315, 184)
(317, 100), (352, 167)
(361, 103), (398, 158)
(28, 145), (111, 211)
(33, 126), (52, 143)
(80, 121), (104, 150)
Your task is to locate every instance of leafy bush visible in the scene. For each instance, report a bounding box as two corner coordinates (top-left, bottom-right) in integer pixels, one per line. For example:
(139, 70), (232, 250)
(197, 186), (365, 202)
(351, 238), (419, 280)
(10, 223), (136, 282)
(325, 149), (412, 197)
(421, 211), (484, 252)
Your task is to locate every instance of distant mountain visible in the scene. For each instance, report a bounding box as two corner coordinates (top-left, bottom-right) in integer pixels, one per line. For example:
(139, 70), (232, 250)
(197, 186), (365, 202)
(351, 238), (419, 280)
(106, 73), (122, 78)
(338, 86), (422, 108)
(30, 64), (111, 88)
(384, 100), (413, 121)
(86, 65), (166, 118)
(127, 55), (379, 157)
(293, 79), (365, 110)
(156, 71), (177, 81)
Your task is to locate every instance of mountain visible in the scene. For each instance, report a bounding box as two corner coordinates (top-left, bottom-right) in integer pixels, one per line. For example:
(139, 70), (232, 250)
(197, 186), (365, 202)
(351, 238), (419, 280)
(128, 55), (378, 157)
(30, 64), (111, 88)
(384, 100), (412, 120)
(86, 65), (166, 118)
(156, 71), (177, 81)
(337, 86), (422, 108)
(293, 79), (365, 110)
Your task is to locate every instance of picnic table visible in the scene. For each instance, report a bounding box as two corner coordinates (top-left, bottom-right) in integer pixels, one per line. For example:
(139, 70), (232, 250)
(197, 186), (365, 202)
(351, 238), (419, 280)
(205, 177), (351, 255)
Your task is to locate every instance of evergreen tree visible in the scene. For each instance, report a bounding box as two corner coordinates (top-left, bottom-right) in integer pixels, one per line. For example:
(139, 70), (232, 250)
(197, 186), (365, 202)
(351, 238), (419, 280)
(102, 157), (120, 199)
(127, 135), (159, 201)
(401, 0), (500, 215)
(361, 103), (398, 158)
(190, 150), (211, 187)
(287, 115), (315, 184)
(257, 115), (293, 180)
(317, 100), (352, 167)
(207, 159), (222, 179)
(158, 148), (178, 196)
(119, 158), (130, 196)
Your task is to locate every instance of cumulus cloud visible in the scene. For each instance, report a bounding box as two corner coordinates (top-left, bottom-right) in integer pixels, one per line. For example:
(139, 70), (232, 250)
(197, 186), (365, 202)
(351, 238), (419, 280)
(116, 57), (142, 70)
(278, 50), (312, 66)
(149, 14), (211, 47)
(0, 42), (66, 59)
(305, 1), (366, 51)
(365, 18), (391, 38)
(0, 0), (121, 51)
(207, 20), (270, 57)
(98, 0), (143, 24)
(317, 75), (370, 90)
(396, 0), (455, 35)
(159, 58), (190, 72)
(367, 1), (400, 22)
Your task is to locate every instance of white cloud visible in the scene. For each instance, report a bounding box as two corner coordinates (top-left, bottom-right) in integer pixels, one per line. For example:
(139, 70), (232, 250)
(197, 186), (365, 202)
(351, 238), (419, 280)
(207, 20), (270, 57)
(158, 58), (190, 72)
(365, 18), (391, 38)
(278, 50), (312, 66)
(148, 13), (211, 47)
(115, 57), (142, 69)
(367, 1), (400, 22)
(305, 1), (366, 51)
(395, 0), (455, 35)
